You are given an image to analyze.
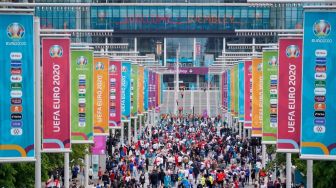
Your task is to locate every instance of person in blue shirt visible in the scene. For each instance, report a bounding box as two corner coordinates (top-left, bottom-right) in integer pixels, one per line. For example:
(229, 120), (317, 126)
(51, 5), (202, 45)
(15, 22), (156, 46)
(164, 173), (172, 188)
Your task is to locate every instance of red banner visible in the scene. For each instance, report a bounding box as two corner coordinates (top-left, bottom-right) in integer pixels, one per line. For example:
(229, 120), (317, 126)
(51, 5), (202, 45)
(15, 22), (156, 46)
(109, 61), (121, 127)
(42, 38), (71, 152)
(244, 60), (252, 129)
(277, 38), (302, 153)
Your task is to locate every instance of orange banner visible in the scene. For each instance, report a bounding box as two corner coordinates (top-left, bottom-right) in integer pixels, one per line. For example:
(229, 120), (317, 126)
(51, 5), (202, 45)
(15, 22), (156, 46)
(138, 66), (144, 114)
(251, 58), (263, 137)
(93, 57), (109, 135)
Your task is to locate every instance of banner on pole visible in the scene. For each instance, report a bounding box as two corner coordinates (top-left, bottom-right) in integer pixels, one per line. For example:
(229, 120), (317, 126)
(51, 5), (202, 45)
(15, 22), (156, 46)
(121, 62), (131, 121)
(223, 72), (228, 111)
(71, 50), (93, 143)
(244, 60), (252, 129)
(238, 61), (245, 122)
(109, 61), (121, 127)
(227, 70), (231, 114)
(262, 50), (279, 144)
(230, 68), (235, 115)
(234, 64), (239, 118)
(251, 58), (263, 137)
(0, 14), (35, 161)
(301, 11), (336, 160)
(144, 69), (149, 111)
(91, 136), (106, 155)
(131, 64), (138, 117)
(138, 66), (144, 114)
(277, 38), (302, 153)
(93, 57), (109, 135)
(42, 38), (71, 152)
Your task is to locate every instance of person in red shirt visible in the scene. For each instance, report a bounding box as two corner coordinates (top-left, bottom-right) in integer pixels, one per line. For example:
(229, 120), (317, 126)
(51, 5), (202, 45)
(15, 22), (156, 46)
(216, 170), (225, 188)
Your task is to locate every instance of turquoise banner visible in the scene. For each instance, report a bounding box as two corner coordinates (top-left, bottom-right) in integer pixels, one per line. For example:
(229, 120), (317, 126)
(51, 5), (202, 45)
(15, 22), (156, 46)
(238, 61), (245, 122)
(0, 14), (35, 160)
(121, 62), (131, 121)
(227, 70), (231, 113)
(144, 69), (149, 111)
(301, 11), (336, 160)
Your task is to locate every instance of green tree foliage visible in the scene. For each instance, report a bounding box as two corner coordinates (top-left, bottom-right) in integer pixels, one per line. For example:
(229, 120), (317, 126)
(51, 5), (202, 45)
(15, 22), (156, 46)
(0, 144), (90, 187)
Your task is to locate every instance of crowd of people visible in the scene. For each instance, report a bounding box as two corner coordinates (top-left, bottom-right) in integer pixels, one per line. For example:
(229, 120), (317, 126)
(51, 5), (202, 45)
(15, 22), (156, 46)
(93, 113), (285, 188)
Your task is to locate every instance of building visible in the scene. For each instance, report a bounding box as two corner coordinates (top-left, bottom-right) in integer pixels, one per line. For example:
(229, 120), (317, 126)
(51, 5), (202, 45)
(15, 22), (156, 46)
(30, 1), (310, 87)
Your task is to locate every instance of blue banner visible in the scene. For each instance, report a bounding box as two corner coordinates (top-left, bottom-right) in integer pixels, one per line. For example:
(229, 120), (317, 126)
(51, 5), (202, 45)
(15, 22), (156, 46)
(0, 14), (35, 160)
(238, 61), (245, 122)
(121, 62), (131, 121)
(227, 70), (231, 113)
(301, 11), (336, 160)
(144, 69), (149, 111)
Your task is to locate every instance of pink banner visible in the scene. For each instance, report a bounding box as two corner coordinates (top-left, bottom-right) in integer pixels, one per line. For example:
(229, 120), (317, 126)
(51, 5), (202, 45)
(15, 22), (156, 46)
(277, 38), (302, 153)
(109, 61), (121, 127)
(244, 61), (252, 129)
(42, 38), (71, 151)
(155, 73), (159, 107)
(91, 136), (106, 155)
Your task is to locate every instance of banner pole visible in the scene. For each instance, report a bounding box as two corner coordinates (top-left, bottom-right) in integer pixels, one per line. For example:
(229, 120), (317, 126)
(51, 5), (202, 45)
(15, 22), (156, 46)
(139, 115), (142, 139)
(121, 124), (124, 145)
(64, 152), (70, 188)
(84, 148), (89, 187)
(34, 17), (42, 188)
(307, 160), (313, 188)
(286, 153), (291, 188)
(262, 143), (266, 168)
(134, 117), (138, 142)
(128, 121), (131, 144)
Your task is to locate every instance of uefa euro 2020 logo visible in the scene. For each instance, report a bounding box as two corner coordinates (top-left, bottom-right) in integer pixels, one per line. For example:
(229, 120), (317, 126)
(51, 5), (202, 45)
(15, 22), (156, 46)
(313, 20), (331, 37)
(257, 63), (262, 71)
(76, 56), (88, 66)
(49, 45), (63, 58)
(268, 56), (278, 66)
(95, 62), (104, 70)
(248, 65), (252, 73)
(109, 65), (117, 73)
(7, 23), (25, 39)
(286, 45), (300, 58)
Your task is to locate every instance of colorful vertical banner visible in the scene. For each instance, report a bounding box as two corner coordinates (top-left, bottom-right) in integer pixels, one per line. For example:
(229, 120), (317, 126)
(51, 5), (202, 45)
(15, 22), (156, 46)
(148, 70), (156, 110)
(277, 38), (302, 153)
(244, 60), (252, 129)
(71, 50), (93, 143)
(160, 74), (163, 106)
(93, 57), (109, 135)
(91, 136), (106, 155)
(144, 69), (149, 111)
(121, 62), (131, 121)
(138, 66), (144, 114)
(227, 70), (231, 114)
(230, 68), (235, 115)
(262, 50), (279, 144)
(223, 72), (228, 111)
(42, 38), (71, 152)
(108, 61), (121, 127)
(238, 61), (245, 122)
(234, 64), (239, 117)
(131, 64), (138, 117)
(0, 14), (35, 160)
(301, 11), (336, 159)
(157, 73), (161, 107)
(251, 58), (263, 137)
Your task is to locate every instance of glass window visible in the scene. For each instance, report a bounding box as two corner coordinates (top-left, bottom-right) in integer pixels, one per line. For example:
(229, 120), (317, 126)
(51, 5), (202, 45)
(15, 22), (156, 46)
(127, 6), (134, 17)
(135, 6), (142, 17)
(218, 7), (225, 17)
(188, 7), (195, 18)
(203, 7), (210, 17)
(150, 7), (157, 17)
(158, 7), (165, 17)
(142, 7), (149, 17)
(120, 7), (127, 18)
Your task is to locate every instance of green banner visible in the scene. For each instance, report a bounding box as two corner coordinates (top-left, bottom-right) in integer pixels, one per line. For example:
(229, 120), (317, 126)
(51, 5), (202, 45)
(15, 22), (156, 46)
(234, 64), (239, 118)
(262, 50), (278, 144)
(131, 64), (138, 117)
(71, 50), (94, 143)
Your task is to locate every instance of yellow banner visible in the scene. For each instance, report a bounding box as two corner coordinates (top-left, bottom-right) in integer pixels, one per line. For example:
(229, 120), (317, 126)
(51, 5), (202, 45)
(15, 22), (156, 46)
(138, 66), (144, 114)
(251, 58), (263, 137)
(93, 57), (109, 135)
